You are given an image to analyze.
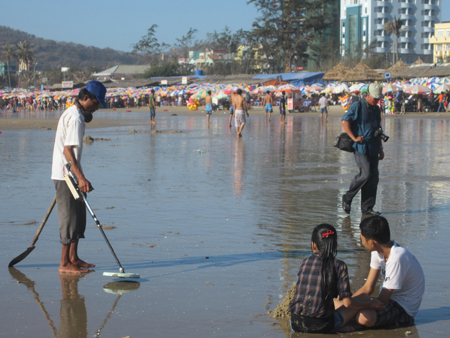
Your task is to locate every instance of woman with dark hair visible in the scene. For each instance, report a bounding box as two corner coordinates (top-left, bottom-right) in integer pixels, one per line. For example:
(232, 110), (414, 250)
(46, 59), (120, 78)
(288, 224), (384, 334)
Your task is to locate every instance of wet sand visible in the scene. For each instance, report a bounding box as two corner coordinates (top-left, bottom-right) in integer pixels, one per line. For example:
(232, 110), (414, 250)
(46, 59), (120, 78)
(1, 108), (450, 337)
(1, 105), (449, 130)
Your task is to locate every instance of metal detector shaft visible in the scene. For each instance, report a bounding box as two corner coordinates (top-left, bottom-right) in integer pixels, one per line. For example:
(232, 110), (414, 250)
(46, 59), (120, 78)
(81, 194), (125, 273)
(64, 161), (126, 274)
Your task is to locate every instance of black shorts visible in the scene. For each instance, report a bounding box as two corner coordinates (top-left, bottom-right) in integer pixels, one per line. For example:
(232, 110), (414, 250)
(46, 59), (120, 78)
(375, 300), (414, 327)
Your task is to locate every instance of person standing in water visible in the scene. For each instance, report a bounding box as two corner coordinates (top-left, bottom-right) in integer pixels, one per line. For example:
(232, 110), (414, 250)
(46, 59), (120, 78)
(233, 89), (249, 137)
(205, 90), (212, 125)
(262, 90), (273, 122)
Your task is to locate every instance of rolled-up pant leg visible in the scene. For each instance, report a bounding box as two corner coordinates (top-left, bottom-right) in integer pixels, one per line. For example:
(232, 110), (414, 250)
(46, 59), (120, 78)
(54, 180), (86, 245)
(343, 152), (379, 212)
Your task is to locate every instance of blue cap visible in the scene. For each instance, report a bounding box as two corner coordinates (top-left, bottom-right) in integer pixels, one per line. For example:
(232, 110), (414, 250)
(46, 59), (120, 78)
(86, 81), (106, 107)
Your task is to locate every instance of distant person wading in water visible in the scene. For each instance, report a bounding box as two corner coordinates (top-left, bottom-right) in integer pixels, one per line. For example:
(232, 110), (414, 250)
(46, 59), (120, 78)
(233, 89), (249, 137)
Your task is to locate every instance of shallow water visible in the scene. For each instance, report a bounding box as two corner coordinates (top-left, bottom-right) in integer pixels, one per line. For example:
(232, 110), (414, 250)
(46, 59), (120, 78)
(1, 112), (450, 337)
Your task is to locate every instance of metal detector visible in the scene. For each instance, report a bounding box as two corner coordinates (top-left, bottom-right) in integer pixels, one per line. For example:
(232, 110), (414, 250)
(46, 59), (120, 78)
(65, 162), (140, 279)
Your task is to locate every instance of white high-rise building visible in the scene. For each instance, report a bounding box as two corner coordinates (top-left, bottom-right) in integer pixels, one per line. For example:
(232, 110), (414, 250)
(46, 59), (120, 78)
(340, 0), (441, 64)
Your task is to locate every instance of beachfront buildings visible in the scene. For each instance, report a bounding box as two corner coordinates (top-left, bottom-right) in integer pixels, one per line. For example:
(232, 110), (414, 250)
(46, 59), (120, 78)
(429, 22), (450, 63)
(0, 62), (18, 76)
(340, 0), (441, 64)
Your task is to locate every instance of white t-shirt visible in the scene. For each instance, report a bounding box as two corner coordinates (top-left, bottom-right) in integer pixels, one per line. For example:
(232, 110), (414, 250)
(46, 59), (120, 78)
(370, 242), (425, 317)
(319, 96), (328, 108)
(51, 105), (86, 180)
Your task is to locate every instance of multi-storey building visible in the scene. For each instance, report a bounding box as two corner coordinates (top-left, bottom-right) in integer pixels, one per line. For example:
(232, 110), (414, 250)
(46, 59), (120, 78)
(340, 0), (441, 64)
(429, 22), (450, 63)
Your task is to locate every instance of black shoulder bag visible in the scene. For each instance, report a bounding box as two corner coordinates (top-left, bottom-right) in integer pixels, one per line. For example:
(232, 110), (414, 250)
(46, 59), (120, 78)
(334, 101), (367, 153)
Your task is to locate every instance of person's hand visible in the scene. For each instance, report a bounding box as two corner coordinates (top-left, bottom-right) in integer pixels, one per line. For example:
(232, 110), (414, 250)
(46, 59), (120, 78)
(379, 149), (385, 160)
(78, 177), (92, 193)
(354, 136), (364, 143)
(369, 298), (386, 311)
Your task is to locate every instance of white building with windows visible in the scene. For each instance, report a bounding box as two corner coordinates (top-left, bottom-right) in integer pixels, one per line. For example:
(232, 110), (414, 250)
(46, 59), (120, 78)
(340, 0), (441, 63)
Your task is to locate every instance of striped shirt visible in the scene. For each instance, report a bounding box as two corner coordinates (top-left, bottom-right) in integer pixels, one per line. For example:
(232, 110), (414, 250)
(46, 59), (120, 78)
(288, 253), (352, 319)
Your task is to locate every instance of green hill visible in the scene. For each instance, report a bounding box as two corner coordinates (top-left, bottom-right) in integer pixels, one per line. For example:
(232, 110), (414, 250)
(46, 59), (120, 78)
(0, 26), (143, 71)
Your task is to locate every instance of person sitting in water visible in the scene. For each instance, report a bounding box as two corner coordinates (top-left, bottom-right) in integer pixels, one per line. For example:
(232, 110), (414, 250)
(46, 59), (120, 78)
(335, 216), (425, 330)
(288, 224), (385, 334)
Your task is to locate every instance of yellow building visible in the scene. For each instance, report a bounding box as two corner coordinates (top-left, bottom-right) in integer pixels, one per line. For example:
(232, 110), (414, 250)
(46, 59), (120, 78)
(234, 45), (265, 71)
(429, 22), (450, 64)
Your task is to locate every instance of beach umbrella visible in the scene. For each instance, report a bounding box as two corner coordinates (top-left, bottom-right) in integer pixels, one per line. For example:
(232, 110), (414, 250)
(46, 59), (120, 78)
(427, 83), (440, 91)
(213, 90), (229, 99)
(404, 85), (431, 95)
(382, 83), (400, 94)
(306, 84), (324, 93)
(433, 84), (450, 94)
(332, 84), (349, 94)
(275, 84), (300, 93)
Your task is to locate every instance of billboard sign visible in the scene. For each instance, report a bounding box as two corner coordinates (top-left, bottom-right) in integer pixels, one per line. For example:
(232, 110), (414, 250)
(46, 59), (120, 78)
(62, 81), (73, 89)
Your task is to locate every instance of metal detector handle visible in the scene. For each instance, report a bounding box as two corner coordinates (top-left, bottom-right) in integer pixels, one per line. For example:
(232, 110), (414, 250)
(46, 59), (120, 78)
(65, 162), (94, 192)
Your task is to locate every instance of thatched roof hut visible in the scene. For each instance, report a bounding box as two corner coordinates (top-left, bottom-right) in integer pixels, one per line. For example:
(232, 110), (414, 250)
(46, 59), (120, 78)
(340, 61), (383, 82)
(387, 59), (409, 78)
(322, 61), (350, 81)
(420, 63), (450, 77)
(412, 57), (425, 65)
(394, 64), (434, 79)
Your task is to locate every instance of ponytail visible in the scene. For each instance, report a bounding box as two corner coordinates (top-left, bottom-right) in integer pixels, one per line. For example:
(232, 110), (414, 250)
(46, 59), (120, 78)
(311, 224), (338, 301)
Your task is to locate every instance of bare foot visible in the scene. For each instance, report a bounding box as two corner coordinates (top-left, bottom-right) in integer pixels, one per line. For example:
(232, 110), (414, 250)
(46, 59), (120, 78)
(59, 263), (90, 274)
(73, 259), (96, 268)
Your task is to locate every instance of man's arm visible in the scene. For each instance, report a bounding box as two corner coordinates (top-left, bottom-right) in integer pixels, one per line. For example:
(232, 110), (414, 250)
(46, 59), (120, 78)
(377, 288), (393, 306)
(63, 146), (91, 193)
(342, 120), (363, 144)
(353, 268), (381, 297)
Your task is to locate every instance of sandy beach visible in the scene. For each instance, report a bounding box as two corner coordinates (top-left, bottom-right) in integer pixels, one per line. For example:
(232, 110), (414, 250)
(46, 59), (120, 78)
(2, 108), (450, 338)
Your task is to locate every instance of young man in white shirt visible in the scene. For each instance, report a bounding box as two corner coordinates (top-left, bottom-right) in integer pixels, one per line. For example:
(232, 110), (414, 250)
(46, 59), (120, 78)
(336, 216), (425, 329)
(51, 81), (106, 273)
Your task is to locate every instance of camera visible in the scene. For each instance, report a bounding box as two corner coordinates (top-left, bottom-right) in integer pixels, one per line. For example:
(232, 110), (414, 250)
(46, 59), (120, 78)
(374, 128), (389, 142)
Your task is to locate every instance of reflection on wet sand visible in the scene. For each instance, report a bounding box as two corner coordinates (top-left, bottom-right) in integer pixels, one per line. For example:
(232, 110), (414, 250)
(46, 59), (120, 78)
(8, 268), (140, 338)
(232, 139), (246, 197)
(58, 273), (88, 338)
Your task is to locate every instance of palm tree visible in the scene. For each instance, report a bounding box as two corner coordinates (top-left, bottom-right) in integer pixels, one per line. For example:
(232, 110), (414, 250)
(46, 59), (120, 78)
(16, 41), (34, 88)
(384, 16), (406, 64)
(0, 44), (18, 88)
(16, 41), (34, 71)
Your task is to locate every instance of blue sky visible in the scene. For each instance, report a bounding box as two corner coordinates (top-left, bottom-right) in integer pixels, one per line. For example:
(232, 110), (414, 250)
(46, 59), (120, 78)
(1, 0), (449, 52)
(1, 0), (260, 52)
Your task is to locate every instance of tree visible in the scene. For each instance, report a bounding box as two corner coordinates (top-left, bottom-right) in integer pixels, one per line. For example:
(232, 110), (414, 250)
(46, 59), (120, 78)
(174, 27), (199, 74)
(248, 0), (335, 73)
(16, 41), (34, 88)
(0, 44), (17, 88)
(132, 24), (170, 64)
(384, 16), (406, 64)
(16, 40), (34, 71)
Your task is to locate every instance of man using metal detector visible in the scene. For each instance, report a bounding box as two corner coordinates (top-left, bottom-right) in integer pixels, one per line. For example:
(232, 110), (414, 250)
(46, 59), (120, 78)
(51, 81), (106, 273)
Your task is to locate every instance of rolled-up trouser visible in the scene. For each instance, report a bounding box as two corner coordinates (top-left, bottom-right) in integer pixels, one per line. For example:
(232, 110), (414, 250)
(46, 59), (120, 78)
(343, 152), (379, 213)
(54, 180), (86, 245)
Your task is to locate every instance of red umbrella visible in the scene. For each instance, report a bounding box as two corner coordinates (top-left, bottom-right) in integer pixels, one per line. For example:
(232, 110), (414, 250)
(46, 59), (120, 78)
(404, 85), (431, 95)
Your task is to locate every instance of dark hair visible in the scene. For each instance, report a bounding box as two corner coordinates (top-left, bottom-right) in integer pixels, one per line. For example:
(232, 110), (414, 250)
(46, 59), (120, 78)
(237, 88), (242, 95)
(207, 90), (211, 95)
(311, 224), (338, 301)
(78, 88), (97, 101)
(151, 89), (155, 94)
(266, 90), (270, 93)
(360, 216), (390, 244)
(282, 91), (285, 95)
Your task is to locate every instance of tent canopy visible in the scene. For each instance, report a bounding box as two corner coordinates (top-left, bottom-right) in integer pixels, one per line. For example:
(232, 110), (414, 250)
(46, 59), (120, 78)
(252, 72), (324, 86)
